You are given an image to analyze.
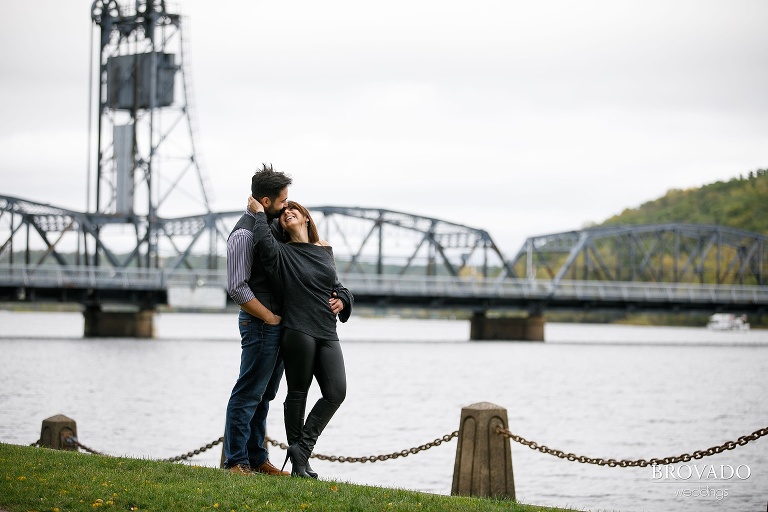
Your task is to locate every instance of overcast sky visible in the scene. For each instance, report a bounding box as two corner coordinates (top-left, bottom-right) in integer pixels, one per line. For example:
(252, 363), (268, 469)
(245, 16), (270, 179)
(1, 0), (766, 253)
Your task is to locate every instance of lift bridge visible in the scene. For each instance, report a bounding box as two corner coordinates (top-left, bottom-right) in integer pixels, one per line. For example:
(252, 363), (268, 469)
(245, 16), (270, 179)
(1, 193), (767, 339)
(0, 0), (766, 340)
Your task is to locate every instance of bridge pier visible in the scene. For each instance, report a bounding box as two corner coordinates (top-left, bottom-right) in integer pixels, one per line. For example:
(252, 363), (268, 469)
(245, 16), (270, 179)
(470, 313), (544, 341)
(83, 307), (156, 338)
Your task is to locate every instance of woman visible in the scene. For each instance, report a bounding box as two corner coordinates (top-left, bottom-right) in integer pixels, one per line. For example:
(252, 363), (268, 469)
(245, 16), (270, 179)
(247, 196), (352, 478)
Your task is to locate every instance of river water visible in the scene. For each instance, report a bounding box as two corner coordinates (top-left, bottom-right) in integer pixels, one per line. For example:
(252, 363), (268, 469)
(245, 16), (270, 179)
(0, 310), (766, 512)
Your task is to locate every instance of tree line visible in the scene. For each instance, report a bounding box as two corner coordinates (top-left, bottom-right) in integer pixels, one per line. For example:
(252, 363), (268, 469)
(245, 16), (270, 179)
(599, 169), (768, 235)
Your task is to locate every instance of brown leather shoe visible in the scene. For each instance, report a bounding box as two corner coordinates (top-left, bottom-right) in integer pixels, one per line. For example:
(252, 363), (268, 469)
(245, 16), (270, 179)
(254, 459), (290, 476)
(228, 464), (254, 475)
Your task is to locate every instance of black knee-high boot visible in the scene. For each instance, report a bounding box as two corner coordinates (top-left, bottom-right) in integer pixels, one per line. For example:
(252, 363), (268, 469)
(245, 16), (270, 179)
(282, 398), (318, 478)
(299, 398), (340, 461)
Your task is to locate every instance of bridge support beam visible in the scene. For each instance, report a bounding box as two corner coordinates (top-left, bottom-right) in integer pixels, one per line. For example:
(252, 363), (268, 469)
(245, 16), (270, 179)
(83, 307), (156, 338)
(470, 313), (544, 341)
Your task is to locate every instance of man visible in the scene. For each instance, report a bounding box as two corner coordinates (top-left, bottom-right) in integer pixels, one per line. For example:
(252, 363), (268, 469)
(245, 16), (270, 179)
(223, 163), (292, 475)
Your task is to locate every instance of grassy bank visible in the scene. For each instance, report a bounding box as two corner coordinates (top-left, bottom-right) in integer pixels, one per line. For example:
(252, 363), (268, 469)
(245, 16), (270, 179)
(0, 443), (580, 512)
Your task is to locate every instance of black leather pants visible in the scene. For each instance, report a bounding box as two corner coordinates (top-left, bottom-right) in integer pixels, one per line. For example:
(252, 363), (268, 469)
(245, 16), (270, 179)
(282, 327), (346, 452)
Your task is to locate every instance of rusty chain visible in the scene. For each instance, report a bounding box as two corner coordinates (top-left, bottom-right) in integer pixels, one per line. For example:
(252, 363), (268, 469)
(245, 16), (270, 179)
(29, 436), (106, 456)
(29, 425), (767, 468)
(30, 435), (223, 462)
(70, 437), (110, 457)
(35, 433), (456, 464)
(70, 436), (225, 463)
(161, 437), (224, 463)
(496, 426), (768, 467)
(264, 432), (458, 463)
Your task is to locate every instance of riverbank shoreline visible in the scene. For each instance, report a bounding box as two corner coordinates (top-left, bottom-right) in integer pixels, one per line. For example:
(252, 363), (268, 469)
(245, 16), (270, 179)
(0, 443), (579, 512)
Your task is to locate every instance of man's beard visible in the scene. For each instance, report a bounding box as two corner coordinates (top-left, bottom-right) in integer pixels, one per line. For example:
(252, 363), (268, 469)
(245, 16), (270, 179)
(265, 206), (285, 221)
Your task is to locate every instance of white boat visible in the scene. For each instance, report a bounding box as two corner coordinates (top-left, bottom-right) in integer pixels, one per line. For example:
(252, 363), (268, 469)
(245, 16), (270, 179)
(707, 313), (750, 331)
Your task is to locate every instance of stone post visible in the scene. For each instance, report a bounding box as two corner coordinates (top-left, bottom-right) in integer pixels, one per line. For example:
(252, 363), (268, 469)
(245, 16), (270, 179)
(451, 402), (515, 499)
(39, 414), (78, 451)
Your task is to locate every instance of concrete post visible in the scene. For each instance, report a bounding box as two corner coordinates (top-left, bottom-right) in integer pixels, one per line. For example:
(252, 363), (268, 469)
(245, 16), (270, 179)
(83, 307), (156, 338)
(526, 314), (545, 341)
(40, 414), (78, 451)
(451, 402), (515, 499)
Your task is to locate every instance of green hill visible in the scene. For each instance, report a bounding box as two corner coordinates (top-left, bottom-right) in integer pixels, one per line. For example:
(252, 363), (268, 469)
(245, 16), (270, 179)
(548, 168), (768, 327)
(599, 168), (768, 234)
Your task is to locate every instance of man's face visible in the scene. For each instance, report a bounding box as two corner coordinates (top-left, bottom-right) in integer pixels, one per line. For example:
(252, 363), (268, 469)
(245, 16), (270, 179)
(265, 188), (289, 217)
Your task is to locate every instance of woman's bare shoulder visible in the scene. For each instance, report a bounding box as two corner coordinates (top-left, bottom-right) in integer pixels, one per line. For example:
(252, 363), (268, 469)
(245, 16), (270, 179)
(315, 240), (331, 247)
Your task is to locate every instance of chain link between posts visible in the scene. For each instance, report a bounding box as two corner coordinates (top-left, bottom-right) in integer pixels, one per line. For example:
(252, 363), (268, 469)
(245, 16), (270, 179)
(496, 426), (768, 467)
(29, 425), (768, 467)
(264, 432), (459, 463)
(30, 436), (224, 463)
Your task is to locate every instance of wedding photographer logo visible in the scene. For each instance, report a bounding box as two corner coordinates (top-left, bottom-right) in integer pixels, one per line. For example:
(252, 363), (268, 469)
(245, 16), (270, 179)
(651, 463), (751, 502)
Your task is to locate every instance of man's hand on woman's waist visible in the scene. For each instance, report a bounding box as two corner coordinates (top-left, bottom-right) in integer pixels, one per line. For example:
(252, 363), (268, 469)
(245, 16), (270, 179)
(328, 291), (345, 315)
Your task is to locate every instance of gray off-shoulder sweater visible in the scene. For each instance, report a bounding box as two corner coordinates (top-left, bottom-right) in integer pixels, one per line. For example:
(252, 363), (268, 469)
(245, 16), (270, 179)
(252, 212), (353, 340)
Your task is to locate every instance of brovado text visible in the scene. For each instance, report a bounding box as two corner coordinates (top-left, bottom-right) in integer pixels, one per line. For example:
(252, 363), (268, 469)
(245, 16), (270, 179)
(652, 463), (751, 481)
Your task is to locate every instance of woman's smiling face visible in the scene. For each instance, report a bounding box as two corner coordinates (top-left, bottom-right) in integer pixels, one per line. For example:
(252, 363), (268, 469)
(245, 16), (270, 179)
(280, 205), (305, 231)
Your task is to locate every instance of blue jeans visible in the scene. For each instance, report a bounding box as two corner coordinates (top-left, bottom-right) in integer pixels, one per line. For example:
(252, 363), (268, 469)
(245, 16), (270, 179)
(224, 310), (284, 468)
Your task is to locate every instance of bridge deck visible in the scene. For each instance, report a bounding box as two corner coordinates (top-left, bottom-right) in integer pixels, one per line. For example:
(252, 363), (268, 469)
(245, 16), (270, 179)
(1, 265), (765, 313)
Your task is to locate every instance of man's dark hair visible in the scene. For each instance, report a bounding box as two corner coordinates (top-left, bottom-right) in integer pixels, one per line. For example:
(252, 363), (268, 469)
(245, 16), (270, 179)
(251, 163), (292, 200)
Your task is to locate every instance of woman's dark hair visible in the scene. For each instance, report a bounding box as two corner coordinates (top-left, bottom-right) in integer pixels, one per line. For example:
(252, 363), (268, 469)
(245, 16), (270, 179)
(251, 163), (292, 201)
(282, 201), (320, 244)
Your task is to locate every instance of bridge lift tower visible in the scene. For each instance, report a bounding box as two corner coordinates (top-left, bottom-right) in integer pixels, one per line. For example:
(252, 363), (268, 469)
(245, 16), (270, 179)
(89, 0), (211, 268)
(86, 0), (212, 335)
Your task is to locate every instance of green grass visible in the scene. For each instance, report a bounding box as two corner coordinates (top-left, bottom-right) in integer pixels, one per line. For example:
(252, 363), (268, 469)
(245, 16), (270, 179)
(0, 443), (580, 512)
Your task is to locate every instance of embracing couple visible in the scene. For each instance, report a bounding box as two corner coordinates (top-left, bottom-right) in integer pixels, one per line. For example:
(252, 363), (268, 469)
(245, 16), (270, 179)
(223, 164), (353, 479)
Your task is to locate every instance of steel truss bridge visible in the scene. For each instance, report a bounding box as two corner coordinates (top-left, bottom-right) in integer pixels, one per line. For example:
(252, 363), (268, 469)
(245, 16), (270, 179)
(1, 194), (766, 315)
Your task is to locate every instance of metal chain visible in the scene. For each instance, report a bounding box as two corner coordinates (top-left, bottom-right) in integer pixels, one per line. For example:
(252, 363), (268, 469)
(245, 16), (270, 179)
(161, 437), (224, 463)
(70, 437), (110, 457)
(28, 436), (105, 455)
(49, 433), (456, 464)
(51, 436), (224, 462)
(265, 432), (459, 463)
(496, 426), (768, 467)
(75, 436), (225, 462)
(30, 424), (767, 467)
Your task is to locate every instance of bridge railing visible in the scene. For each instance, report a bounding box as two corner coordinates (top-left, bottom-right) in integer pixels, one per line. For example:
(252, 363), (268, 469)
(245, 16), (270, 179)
(1, 264), (767, 306)
(0, 265), (165, 290)
(548, 279), (768, 304)
(0, 265), (229, 291)
(342, 274), (768, 304)
(342, 273), (550, 298)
